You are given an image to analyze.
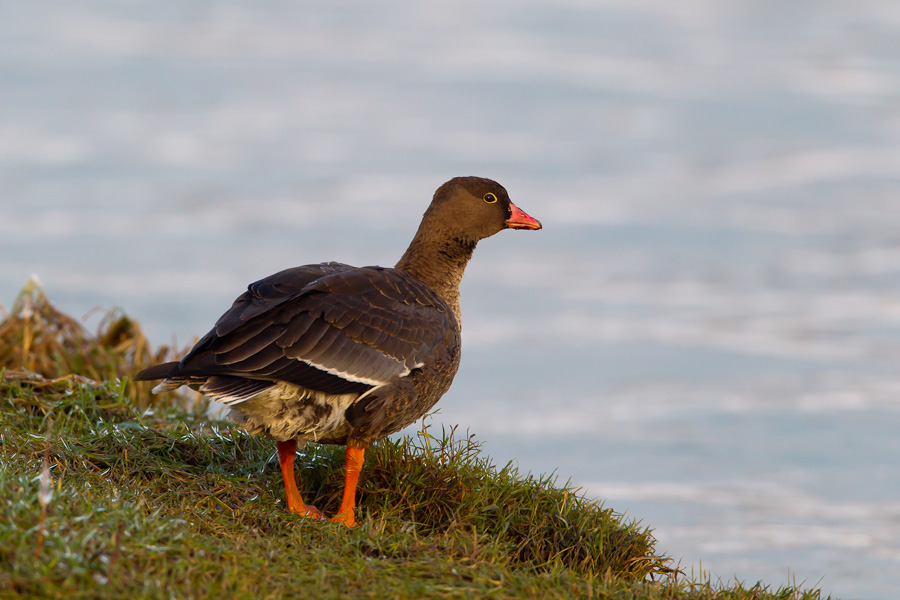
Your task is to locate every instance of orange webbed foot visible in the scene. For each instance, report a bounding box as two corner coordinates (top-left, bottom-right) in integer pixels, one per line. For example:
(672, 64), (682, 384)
(330, 510), (355, 527)
(289, 503), (325, 520)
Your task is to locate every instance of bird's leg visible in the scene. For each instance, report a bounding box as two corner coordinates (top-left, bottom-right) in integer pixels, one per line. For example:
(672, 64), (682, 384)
(276, 440), (323, 519)
(331, 446), (366, 526)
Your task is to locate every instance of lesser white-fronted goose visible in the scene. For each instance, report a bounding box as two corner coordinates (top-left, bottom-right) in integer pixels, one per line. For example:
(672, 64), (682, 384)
(135, 176), (541, 525)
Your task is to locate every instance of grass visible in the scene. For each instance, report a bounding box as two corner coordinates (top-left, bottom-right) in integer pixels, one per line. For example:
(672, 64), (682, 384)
(0, 282), (830, 599)
(0, 277), (185, 409)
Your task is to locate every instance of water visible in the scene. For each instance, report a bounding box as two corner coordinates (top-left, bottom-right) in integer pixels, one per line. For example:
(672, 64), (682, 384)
(2, 2), (900, 598)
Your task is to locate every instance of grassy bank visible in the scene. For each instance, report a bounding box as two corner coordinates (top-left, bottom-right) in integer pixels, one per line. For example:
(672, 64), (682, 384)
(0, 285), (828, 599)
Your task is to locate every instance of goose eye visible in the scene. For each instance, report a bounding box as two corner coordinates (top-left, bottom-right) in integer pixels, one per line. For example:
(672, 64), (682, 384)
(483, 192), (498, 204)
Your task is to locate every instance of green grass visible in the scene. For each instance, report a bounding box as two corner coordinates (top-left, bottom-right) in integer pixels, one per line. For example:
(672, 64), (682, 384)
(0, 283), (829, 599)
(0, 377), (828, 599)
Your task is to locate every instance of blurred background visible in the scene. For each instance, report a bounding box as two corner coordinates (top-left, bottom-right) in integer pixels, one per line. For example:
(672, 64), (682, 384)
(2, 1), (899, 597)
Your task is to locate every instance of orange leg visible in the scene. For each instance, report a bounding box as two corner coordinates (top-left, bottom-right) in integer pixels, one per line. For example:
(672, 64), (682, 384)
(331, 446), (366, 526)
(277, 440), (323, 519)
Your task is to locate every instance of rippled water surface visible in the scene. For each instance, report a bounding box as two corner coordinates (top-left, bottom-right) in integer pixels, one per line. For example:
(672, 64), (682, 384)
(3, 2), (899, 598)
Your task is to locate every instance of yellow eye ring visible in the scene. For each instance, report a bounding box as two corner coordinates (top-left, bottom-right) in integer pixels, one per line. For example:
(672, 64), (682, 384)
(483, 192), (498, 204)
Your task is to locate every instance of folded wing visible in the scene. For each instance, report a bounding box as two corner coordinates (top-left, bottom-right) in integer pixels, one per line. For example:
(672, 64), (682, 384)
(138, 262), (452, 404)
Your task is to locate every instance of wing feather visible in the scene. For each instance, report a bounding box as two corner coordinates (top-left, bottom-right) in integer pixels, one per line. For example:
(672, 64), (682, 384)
(153, 263), (453, 400)
(224, 342), (285, 371)
(282, 318), (331, 356)
(216, 325), (285, 364)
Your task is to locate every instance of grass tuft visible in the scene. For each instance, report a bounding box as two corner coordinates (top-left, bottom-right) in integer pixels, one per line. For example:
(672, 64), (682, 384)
(0, 278), (189, 408)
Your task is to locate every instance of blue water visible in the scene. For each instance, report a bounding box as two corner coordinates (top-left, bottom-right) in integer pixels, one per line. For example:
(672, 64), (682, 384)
(3, 2), (900, 598)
